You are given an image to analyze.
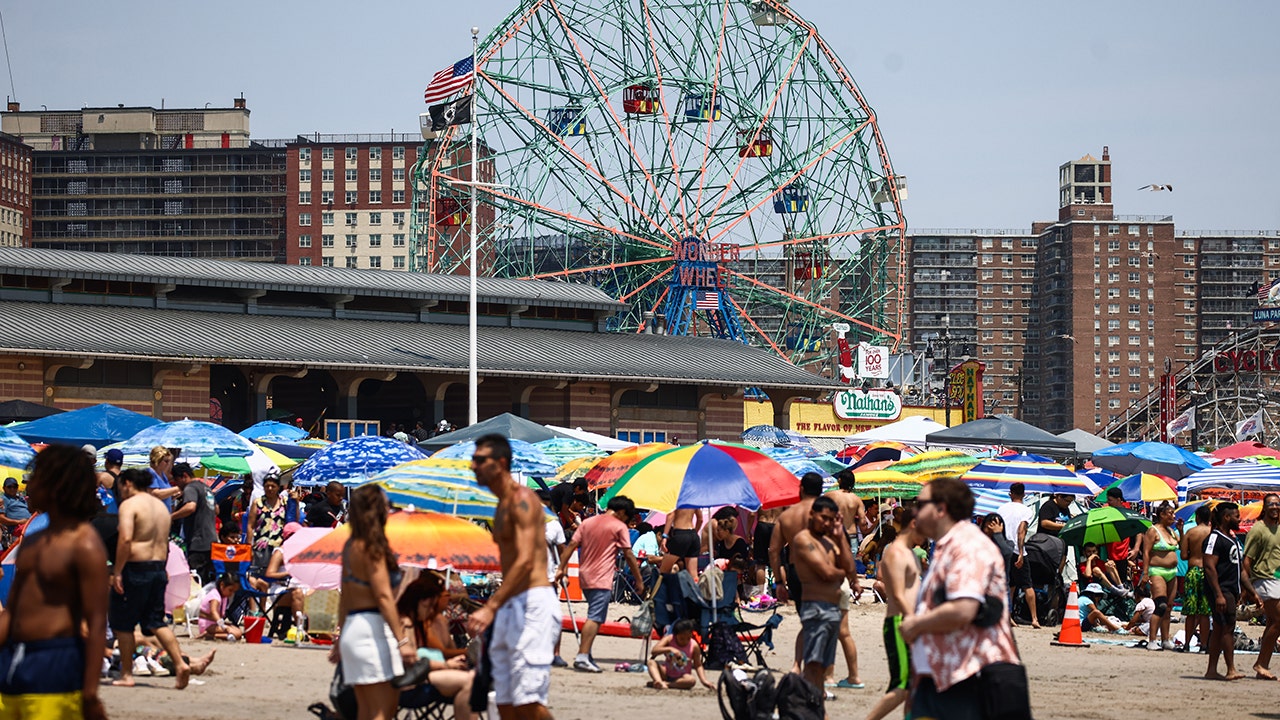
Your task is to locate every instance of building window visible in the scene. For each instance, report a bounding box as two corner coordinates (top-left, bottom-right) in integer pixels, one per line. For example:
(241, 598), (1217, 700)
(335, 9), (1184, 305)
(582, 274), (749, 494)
(393, 256), (406, 269)
(345, 257), (357, 269)
(299, 191), (311, 204)
(298, 235), (312, 248)
(1109, 225), (1120, 235)
(392, 211), (406, 225)
(369, 191), (382, 204)
(323, 212), (334, 226)
(1128, 241), (1139, 251)
(322, 147), (334, 160)
(322, 257), (334, 267)
(392, 146), (405, 160)
(322, 169), (334, 182)
(345, 212), (358, 225)
(345, 234), (358, 247)
(345, 169), (358, 182)
(299, 148), (311, 162)
(370, 212), (382, 225)
(369, 256), (382, 269)
(300, 169), (311, 182)
(321, 234), (334, 248)
(1108, 240), (1120, 251)
(345, 191), (358, 204)
(298, 257), (311, 266)
(321, 190), (334, 204)
(369, 234), (382, 247)
(392, 168), (405, 181)
(369, 147), (382, 160)
(369, 169), (381, 182)
(393, 234), (406, 247)
(392, 190), (405, 203)
(298, 213), (311, 226)
(345, 147), (357, 161)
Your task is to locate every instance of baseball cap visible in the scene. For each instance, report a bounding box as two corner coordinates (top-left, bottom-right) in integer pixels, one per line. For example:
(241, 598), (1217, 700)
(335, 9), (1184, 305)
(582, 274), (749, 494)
(283, 521), (304, 539)
(105, 448), (125, 465)
(1083, 583), (1105, 595)
(3, 478), (17, 488)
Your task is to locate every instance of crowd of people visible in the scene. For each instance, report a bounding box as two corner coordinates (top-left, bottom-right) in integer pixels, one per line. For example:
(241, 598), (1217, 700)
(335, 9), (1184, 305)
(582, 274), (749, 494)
(4, 434), (1280, 720)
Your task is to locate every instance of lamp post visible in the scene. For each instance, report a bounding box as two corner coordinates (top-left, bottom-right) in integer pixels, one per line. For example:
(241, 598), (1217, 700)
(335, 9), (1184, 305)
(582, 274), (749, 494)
(925, 315), (970, 427)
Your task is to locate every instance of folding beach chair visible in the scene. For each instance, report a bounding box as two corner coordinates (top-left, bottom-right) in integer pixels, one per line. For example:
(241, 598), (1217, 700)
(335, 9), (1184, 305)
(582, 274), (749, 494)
(210, 542), (277, 622)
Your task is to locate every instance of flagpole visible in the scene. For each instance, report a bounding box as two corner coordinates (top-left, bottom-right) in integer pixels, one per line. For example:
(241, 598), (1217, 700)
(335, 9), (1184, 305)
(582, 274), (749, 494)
(468, 25), (480, 427)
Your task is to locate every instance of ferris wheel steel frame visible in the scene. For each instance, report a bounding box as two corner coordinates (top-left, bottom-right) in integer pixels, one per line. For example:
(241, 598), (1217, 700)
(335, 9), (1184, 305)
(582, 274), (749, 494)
(409, 0), (907, 373)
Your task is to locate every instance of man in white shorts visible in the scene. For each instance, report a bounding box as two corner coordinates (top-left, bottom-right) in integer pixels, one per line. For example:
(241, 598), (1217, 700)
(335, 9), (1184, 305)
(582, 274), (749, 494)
(467, 435), (562, 719)
(1243, 492), (1280, 681)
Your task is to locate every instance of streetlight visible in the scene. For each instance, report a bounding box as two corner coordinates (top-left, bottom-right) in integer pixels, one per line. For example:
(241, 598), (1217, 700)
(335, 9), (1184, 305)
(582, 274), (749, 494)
(925, 315), (970, 427)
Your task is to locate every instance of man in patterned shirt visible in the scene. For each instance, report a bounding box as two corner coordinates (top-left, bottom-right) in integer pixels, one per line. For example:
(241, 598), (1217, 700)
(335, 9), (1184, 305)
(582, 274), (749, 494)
(901, 476), (1021, 720)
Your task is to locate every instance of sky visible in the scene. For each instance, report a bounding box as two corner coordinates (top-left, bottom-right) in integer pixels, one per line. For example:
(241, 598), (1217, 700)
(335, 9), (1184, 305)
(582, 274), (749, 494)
(5, 0), (1278, 232)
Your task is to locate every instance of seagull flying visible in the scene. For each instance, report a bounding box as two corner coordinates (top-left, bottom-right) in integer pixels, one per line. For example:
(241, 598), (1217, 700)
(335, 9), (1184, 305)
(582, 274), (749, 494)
(1055, 334), (1076, 342)
(1137, 184), (1173, 192)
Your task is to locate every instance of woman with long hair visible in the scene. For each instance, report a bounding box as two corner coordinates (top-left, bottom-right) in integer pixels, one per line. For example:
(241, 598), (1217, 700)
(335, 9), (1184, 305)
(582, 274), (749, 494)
(394, 573), (477, 720)
(1142, 501), (1180, 650)
(334, 485), (413, 720)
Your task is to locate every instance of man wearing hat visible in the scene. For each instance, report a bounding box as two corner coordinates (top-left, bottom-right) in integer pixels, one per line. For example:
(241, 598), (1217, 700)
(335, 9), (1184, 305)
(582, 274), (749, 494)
(0, 477), (30, 550)
(1077, 583), (1124, 633)
(96, 448), (125, 514)
(170, 462), (217, 584)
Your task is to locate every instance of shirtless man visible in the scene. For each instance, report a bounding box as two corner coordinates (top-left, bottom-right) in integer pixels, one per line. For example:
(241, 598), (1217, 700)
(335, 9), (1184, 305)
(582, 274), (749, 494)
(863, 506), (922, 720)
(466, 434), (561, 720)
(825, 470), (867, 688)
(111, 468), (197, 689)
(770, 472), (825, 670)
(1179, 504), (1213, 653)
(790, 495), (854, 698)
(0, 444), (108, 719)
(661, 508), (703, 579)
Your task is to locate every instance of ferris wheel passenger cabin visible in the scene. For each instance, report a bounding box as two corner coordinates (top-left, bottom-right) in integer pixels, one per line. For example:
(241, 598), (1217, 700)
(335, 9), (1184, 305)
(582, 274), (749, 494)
(773, 183), (810, 214)
(682, 92), (722, 122)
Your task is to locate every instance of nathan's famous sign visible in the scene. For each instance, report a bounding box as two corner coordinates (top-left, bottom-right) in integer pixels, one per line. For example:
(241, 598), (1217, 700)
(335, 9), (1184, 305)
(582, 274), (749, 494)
(833, 388), (902, 421)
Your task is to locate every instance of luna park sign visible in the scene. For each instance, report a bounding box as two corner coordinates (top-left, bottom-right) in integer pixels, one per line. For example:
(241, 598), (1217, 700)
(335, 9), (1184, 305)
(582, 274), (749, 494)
(833, 389), (902, 421)
(1212, 348), (1280, 374)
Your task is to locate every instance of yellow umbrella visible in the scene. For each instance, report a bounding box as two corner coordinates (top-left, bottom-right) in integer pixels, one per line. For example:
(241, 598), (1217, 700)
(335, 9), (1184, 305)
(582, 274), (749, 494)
(552, 456), (597, 485)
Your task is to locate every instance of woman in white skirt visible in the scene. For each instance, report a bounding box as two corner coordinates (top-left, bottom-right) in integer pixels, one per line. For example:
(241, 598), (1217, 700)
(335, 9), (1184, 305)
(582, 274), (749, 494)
(333, 485), (413, 720)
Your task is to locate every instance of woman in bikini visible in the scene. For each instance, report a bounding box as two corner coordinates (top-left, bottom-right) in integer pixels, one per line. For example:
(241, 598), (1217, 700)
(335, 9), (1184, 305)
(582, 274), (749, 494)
(1142, 501), (1180, 651)
(331, 485), (414, 720)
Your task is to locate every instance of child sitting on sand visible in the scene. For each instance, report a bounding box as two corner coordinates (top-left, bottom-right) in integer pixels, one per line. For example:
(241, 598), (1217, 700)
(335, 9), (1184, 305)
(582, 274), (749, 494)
(646, 619), (714, 690)
(198, 573), (244, 641)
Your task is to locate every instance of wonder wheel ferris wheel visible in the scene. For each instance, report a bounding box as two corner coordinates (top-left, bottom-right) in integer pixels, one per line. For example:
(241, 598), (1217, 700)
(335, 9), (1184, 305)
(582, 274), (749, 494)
(410, 0), (907, 373)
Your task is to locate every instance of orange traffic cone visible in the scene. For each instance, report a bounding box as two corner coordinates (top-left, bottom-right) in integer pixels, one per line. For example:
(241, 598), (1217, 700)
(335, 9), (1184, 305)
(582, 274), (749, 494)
(1051, 581), (1090, 648)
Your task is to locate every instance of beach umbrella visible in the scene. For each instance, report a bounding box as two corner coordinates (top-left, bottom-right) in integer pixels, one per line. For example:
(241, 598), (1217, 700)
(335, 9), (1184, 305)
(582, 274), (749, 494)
(120, 419), (256, 458)
(198, 444), (298, 476)
(286, 510), (501, 589)
(13, 403), (160, 449)
(1176, 460), (1280, 500)
(367, 458), (503, 520)
(296, 438), (332, 448)
(740, 425), (811, 449)
(584, 442), (673, 491)
(1209, 441), (1280, 461)
(1095, 473), (1177, 503)
(762, 446), (847, 477)
(887, 450), (981, 482)
(434, 439), (558, 478)
(239, 420), (309, 442)
(551, 456), (598, 486)
(163, 541), (193, 611)
(0, 426), (34, 470)
(843, 469), (922, 499)
(292, 435), (427, 487)
(973, 488), (1028, 518)
(256, 439), (321, 460)
(533, 437), (606, 466)
(1175, 498), (1219, 523)
(962, 453), (1102, 496)
(1059, 506), (1152, 547)
(1091, 441), (1211, 481)
(599, 440), (799, 513)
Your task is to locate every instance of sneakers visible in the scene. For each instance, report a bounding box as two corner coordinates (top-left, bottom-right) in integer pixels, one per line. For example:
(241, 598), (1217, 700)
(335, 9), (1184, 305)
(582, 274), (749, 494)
(1161, 640), (1176, 651)
(551, 656), (569, 668)
(131, 656), (152, 676)
(1147, 640), (1163, 651)
(573, 656), (602, 673)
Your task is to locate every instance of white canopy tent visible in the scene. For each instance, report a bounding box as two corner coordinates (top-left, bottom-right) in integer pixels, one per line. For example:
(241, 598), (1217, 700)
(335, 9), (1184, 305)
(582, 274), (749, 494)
(543, 424), (637, 452)
(843, 415), (948, 447)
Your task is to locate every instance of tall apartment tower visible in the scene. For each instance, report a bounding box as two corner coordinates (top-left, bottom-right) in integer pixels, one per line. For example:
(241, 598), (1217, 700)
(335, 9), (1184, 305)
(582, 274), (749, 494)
(0, 126), (32, 247)
(1024, 147), (1183, 433)
(0, 99), (286, 260)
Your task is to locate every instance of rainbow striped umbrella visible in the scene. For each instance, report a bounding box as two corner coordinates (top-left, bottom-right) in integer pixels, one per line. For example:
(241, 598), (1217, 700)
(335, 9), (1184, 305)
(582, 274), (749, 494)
(599, 440), (799, 512)
(551, 456), (599, 486)
(1095, 472), (1177, 503)
(887, 450), (981, 482)
(963, 453), (1103, 496)
(584, 442), (673, 491)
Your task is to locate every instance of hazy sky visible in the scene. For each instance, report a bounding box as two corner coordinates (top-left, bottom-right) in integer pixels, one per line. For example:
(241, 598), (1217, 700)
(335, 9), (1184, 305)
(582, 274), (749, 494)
(6, 1), (1277, 232)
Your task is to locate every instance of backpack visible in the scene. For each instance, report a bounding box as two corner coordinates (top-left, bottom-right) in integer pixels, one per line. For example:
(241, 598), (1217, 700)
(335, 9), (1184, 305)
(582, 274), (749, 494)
(704, 621), (748, 670)
(717, 667), (776, 720)
(774, 672), (824, 720)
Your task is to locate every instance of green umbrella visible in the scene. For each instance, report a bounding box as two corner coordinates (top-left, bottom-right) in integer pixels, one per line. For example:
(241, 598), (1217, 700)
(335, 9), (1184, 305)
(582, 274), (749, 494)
(1059, 506), (1151, 547)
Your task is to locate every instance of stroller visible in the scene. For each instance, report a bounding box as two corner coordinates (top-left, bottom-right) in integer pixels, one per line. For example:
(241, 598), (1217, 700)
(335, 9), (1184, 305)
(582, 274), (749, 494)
(1012, 533), (1067, 627)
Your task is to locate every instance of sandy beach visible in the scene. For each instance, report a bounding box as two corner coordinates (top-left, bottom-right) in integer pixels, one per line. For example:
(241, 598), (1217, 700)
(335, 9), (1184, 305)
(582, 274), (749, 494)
(98, 597), (1272, 720)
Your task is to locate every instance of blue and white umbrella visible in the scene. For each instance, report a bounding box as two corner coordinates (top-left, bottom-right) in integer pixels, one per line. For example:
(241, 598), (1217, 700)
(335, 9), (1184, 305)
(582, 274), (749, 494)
(292, 435), (428, 487)
(239, 420), (309, 442)
(962, 453), (1103, 496)
(762, 446), (847, 477)
(1091, 441), (1211, 481)
(1176, 459), (1280, 500)
(0, 426), (35, 470)
(740, 424), (812, 448)
(434, 439), (559, 478)
(533, 437), (606, 466)
(119, 419), (256, 458)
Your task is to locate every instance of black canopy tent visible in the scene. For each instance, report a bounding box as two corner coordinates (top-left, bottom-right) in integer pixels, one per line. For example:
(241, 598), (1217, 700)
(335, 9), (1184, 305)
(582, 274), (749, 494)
(417, 412), (573, 452)
(924, 414), (1075, 453)
(0, 400), (63, 425)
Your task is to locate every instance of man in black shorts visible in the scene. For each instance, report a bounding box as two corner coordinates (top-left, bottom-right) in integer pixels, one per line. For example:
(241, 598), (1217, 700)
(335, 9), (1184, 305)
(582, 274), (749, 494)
(1203, 502), (1260, 681)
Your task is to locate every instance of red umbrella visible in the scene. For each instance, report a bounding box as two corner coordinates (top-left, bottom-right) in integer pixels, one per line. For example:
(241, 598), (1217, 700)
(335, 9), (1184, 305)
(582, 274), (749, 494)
(1209, 442), (1280, 461)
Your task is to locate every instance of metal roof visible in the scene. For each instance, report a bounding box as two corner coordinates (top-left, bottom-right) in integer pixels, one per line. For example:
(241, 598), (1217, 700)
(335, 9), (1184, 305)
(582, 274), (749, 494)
(0, 302), (842, 391)
(0, 248), (624, 311)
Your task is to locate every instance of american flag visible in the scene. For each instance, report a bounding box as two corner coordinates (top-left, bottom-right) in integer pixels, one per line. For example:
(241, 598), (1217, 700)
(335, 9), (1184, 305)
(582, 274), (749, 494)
(1259, 278), (1276, 303)
(424, 57), (475, 105)
(695, 291), (720, 310)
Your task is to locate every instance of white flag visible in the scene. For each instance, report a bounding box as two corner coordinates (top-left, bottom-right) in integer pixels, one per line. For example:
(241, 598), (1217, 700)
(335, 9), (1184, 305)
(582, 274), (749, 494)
(1167, 407), (1195, 437)
(857, 342), (890, 379)
(1236, 408), (1265, 442)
